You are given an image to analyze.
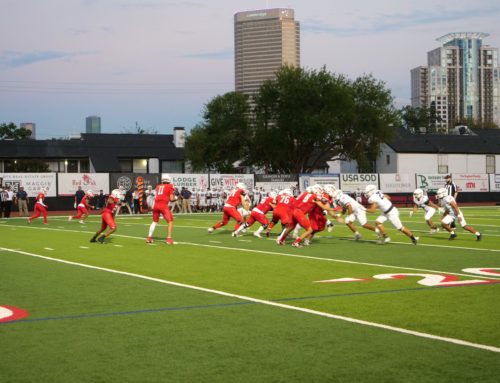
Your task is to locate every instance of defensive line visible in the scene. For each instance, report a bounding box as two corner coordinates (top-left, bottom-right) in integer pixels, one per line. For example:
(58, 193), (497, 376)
(1, 246), (499, 354)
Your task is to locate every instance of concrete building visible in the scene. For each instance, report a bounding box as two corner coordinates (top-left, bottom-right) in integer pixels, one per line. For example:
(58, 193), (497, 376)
(86, 116), (101, 134)
(20, 122), (36, 139)
(411, 32), (500, 131)
(234, 8), (300, 97)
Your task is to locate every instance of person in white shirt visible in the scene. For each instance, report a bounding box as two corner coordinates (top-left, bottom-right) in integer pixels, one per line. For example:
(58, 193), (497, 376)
(364, 184), (418, 245)
(410, 188), (440, 233)
(435, 188), (481, 241)
(145, 185), (156, 212)
(332, 189), (377, 240)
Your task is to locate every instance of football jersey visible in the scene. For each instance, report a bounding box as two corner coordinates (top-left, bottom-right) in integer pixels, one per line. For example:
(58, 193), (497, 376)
(295, 192), (318, 214)
(225, 188), (245, 208)
(413, 195), (433, 212)
(103, 196), (119, 214)
(275, 194), (296, 208)
(367, 190), (393, 213)
(78, 195), (89, 208)
(35, 193), (46, 207)
(253, 196), (275, 215)
(154, 183), (174, 208)
(336, 193), (365, 213)
(439, 195), (458, 216)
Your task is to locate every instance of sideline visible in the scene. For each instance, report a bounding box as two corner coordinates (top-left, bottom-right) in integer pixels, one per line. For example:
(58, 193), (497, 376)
(1, 246), (499, 354)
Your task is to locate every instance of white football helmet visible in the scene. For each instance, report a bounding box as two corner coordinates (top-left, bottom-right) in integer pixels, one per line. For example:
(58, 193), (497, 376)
(436, 188), (448, 199)
(147, 185), (152, 190)
(413, 188), (424, 200)
(364, 184), (377, 198)
(332, 189), (343, 202)
(306, 186), (314, 193)
(86, 189), (94, 197)
(161, 174), (171, 183)
(280, 188), (293, 196)
(111, 189), (122, 199)
(268, 191), (277, 199)
(40, 187), (48, 194)
(324, 184), (337, 197)
(236, 182), (247, 190)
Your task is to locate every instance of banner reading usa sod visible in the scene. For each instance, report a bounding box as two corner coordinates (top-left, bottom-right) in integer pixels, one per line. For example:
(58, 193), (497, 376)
(57, 173), (110, 196)
(340, 174), (378, 193)
(0, 173), (56, 197)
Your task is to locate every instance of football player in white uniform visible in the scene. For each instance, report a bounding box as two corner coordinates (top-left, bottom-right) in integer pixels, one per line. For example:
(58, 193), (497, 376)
(410, 188), (440, 233)
(332, 189), (377, 240)
(435, 188), (481, 240)
(145, 185), (156, 212)
(365, 184), (418, 245)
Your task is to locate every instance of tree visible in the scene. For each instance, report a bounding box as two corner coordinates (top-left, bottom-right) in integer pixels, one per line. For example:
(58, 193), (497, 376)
(0, 122), (32, 140)
(184, 92), (250, 172)
(399, 106), (443, 133)
(250, 67), (397, 174)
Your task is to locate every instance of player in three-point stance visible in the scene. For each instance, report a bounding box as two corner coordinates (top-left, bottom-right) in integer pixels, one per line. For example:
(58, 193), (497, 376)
(90, 189), (122, 244)
(435, 187), (481, 241)
(146, 175), (177, 245)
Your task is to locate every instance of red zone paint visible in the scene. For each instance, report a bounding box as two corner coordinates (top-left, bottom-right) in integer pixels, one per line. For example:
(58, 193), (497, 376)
(0, 305), (29, 322)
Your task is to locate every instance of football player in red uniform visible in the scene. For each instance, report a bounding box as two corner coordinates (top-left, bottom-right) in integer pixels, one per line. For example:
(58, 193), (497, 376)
(90, 189), (122, 244)
(265, 188), (296, 244)
(146, 175), (177, 245)
(208, 182), (249, 235)
(232, 191), (276, 237)
(27, 187), (49, 224)
(68, 190), (94, 223)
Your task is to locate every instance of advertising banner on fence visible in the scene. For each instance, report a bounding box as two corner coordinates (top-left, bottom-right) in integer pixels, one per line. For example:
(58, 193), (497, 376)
(299, 174), (340, 192)
(0, 173), (57, 197)
(415, 174), (447, 192)
(453, 173), (489, 192)
(255, 174), (298, 191)
(340, 173), (378, 193)
(110, 173), (159, 192)
(489, 174), (500, 192)
(208, 174), (254, 190)
(57, 173), (110, 196)
(166, 174), (209, 190)
(379, 173), (415, 193)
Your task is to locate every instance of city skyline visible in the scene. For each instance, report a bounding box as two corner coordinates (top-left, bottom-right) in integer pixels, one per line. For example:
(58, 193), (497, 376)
(1, 0), (500, 139)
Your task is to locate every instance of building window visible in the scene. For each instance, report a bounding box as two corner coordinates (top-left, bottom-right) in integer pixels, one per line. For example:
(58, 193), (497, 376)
(80, 160), (90, 173)
(67, 160), (78, 173)
(386, 154), (390, 165)
(119, 160), (133, 172)
(161, 160), (183, 173)
(486, 155), (495, 174)
(438, 154), (448, 174)
(133, 159), (148, 173)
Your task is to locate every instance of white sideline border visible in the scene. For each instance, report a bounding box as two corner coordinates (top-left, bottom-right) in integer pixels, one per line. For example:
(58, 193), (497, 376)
(1, 246), (499, 354)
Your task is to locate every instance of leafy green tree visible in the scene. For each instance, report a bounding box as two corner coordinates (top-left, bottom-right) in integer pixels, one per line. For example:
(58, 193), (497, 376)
(251, 67), (397, 174)
(0, 122), (32, 140)
(185, 92), (250, 172)
(399, 105), (443, 133)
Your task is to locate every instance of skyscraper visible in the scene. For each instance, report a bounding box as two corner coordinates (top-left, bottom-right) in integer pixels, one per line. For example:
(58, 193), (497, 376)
(411, 32), (500, 132)
(86, 116), (101, 134)
(234, 8), (300, 97)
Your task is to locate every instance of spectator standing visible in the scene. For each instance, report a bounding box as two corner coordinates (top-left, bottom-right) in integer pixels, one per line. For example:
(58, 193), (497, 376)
(0, 187), (5, 217)
(96, 190), (105, 210)
(2, 186), (14, 218)
(74, 186), (85, 208)
(16, 186), (29, 216)
(132, 188), (141, 214)
(181, 187), (192, 213)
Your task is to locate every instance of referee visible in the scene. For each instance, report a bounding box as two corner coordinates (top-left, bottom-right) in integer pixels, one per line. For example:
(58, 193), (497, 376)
(445, 175), (458, 200)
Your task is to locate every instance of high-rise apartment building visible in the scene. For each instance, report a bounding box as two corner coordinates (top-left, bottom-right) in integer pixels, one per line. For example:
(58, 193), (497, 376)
(234, 8), (300, 96)
(20, 122), (36, 139)
(411, 32), (500, 131)
(86, 116), (101, 134)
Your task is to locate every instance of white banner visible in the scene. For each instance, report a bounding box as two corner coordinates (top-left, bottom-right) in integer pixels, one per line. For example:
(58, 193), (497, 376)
(57, 173), (110, 196)
(453, 174), (489, 192)
(208, 174), (254, 191)
(379, 173), (415, 193)
(339, 174), (378, 193)
(0, 173), (57, 197)
(489, 174), (500, 192)
(299, 174), (340, 192)
(166, 174), (209, 190)
(415, 174), (447, 192)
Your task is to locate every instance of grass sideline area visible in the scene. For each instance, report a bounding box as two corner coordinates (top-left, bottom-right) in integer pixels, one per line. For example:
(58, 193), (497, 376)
(1, 207), (500, 382)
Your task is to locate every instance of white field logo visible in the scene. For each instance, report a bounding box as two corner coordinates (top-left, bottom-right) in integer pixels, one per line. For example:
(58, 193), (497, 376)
(0, 305), (29, 323)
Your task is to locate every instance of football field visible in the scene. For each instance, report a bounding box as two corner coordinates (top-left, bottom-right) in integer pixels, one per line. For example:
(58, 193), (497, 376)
(1, 207), (500, 382)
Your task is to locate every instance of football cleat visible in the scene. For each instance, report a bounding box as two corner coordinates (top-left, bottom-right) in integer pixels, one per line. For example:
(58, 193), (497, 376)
(291, 241), (303, 248)
(166, 238), (174, 245)
(207, 227), (214, 234)
(97, 236), (106, 244)
(326, 222), (334, 232)
(430, 228), (439, 234)
(79, 220), (84, 224)
(27, 218), (31, 224)
(383, 236), (391, 244)
(68, 216), (72, 221)
(276, 238), (285, 245)
(449, 233), (457, 240)
(146, 236), (153, 244)
(231, 231), (240, 237)
(354, 233), (361, 241)
(253, 232), (262, 238)
(476, 233), (482, 241)
(411, 236), (419, 245)
(90, 237), (97, 243)
(303, 239), (311, 246)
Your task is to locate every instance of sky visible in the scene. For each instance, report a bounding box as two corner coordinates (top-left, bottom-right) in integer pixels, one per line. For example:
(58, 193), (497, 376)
(1, 0), (500, 139)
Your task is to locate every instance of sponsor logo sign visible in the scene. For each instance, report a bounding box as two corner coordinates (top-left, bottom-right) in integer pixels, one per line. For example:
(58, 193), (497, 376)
(299, 174), (340, 191)
(0, 173), (56, 197)
(57, 173), (110, 196)
(379, 173), (415, 193)
(166, 174), (209, 190)
(453, 174), (489, 192)
(208, 174), (254, 190)
(489, 174), (500, 192)
(340, 174), (378, 193)
(415, 174), (447, 192)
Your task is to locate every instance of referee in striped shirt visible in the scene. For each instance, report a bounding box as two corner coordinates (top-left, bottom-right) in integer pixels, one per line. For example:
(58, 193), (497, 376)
(445, 175), (458, 200)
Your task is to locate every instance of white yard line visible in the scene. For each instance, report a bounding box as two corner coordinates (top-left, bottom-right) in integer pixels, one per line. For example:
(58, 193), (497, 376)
(1, 246), (499, 354)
